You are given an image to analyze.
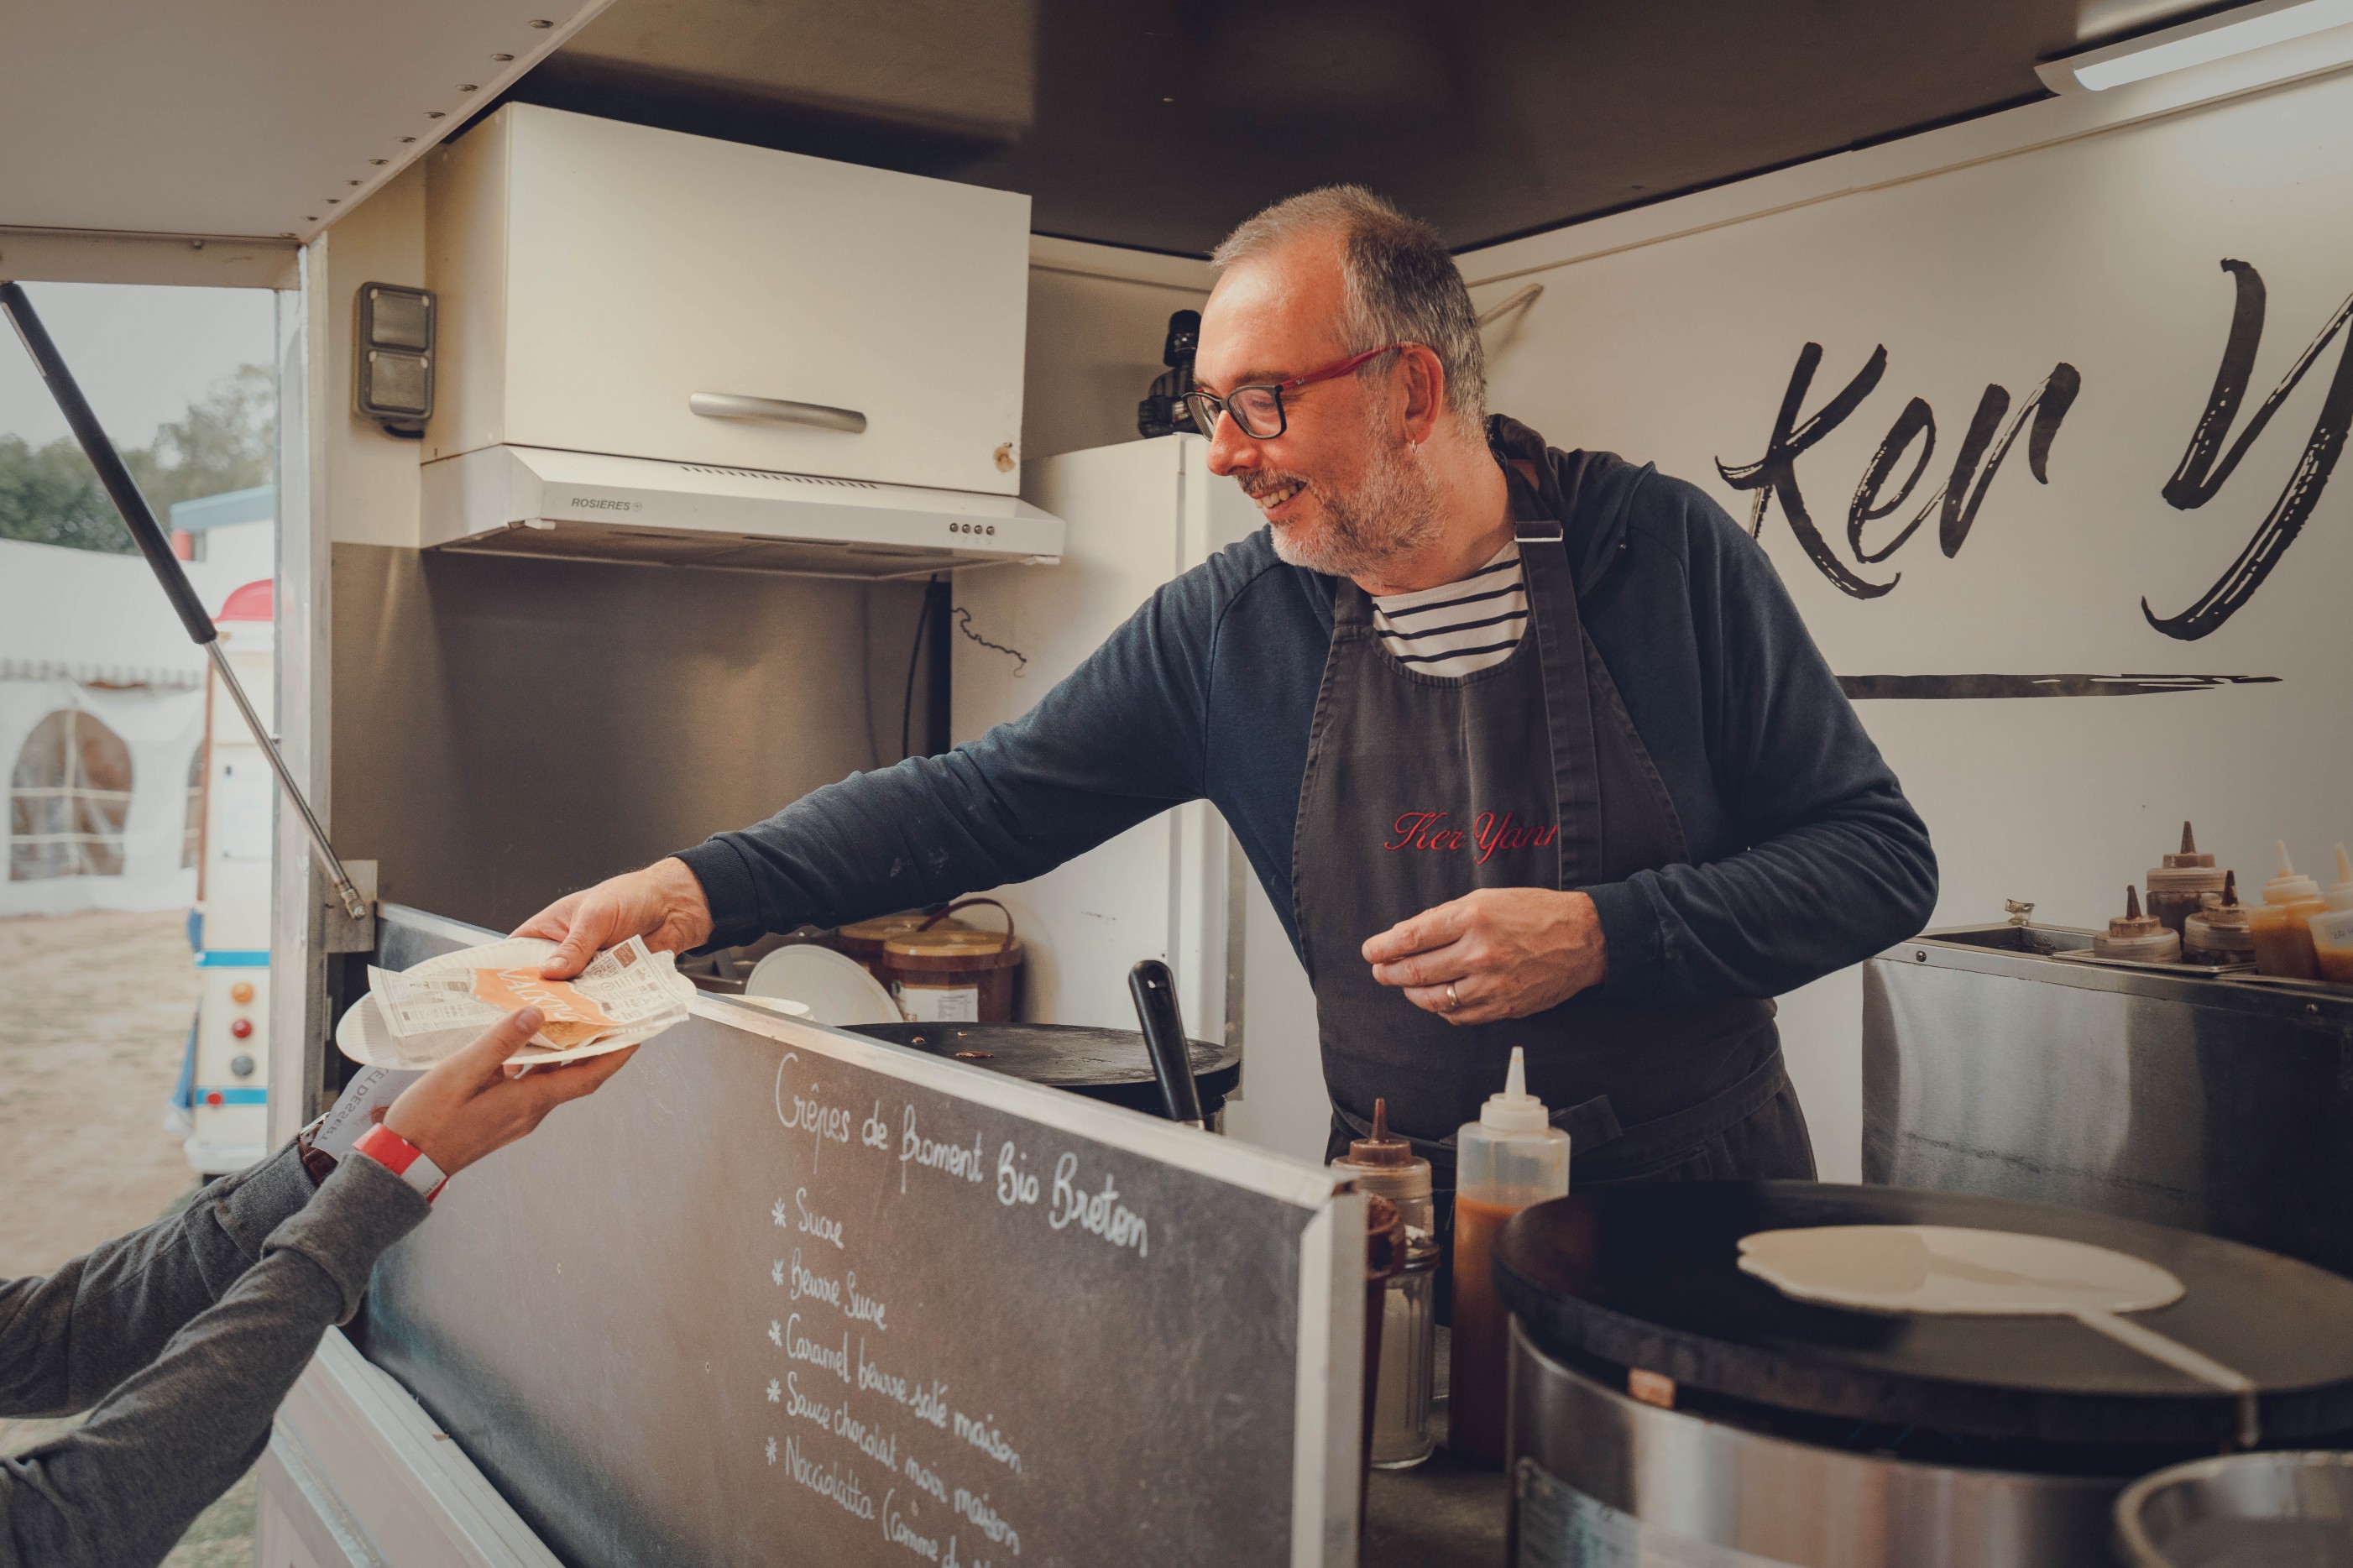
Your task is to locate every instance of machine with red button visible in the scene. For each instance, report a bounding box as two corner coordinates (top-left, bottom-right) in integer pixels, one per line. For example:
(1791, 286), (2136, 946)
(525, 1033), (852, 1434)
(186, 580), (275, 1174)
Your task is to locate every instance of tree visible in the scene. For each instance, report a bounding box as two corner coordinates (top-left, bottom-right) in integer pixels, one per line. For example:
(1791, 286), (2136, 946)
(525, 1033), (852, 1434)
(0, 363), (275, 553)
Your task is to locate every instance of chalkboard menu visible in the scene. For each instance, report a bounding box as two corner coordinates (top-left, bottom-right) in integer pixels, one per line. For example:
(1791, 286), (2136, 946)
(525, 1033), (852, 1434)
(359, 988), (1362, 1567)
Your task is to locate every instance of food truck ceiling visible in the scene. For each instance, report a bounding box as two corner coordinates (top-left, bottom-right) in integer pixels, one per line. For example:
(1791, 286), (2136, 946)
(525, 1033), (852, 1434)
(0, 1), (608, 259)
(0, 0), (2279, 261)
(514, 0), (2243, 255)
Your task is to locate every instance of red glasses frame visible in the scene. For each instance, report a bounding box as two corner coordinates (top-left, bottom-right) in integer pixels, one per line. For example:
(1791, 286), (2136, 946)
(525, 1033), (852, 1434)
(1185, 342), (1414, 440)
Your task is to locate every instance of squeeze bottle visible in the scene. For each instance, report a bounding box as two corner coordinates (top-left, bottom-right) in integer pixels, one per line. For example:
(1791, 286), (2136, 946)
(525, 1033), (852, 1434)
(2146, 821), (2227, 937)
(1331, 1100), (1437, 1468)
(2094, 886), (2180, 963)
(1447, 1048), (1571, 1467)
(2183, 871), (2256, 966)
(2309, 844), (2353, 984)
(2247, 842), (2324, 980)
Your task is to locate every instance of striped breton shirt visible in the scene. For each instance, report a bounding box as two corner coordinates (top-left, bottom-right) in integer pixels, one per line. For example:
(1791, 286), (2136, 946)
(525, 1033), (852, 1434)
(1368, 544), (1528, 677)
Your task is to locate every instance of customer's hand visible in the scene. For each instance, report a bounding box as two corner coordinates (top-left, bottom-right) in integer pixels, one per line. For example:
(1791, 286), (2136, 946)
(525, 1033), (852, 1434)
(514, 857), (714, 979)
(381, 1007), (636, 1176)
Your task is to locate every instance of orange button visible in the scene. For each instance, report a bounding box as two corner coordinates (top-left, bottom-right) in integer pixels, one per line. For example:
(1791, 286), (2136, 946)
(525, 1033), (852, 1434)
(231, 1017), (254, 1038)
(229, 980), (255, 1004)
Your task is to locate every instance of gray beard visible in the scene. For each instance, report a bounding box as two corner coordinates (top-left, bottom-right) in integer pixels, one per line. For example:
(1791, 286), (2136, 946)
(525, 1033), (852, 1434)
(1264, 436), (1443, 580)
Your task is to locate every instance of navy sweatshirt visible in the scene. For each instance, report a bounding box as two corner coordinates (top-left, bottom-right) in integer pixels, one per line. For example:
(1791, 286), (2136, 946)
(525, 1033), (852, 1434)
(677, 418), (1938, 1007)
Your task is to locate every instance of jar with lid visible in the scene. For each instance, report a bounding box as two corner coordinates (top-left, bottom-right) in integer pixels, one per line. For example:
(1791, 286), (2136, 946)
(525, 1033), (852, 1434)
(878, 900), (1022, 1022)
(2146, 821), (2227, 936)
(2183, 871), (2256, 966)
(2093, 886), (2180, 963)
(1331, 1098), (1436, 1469)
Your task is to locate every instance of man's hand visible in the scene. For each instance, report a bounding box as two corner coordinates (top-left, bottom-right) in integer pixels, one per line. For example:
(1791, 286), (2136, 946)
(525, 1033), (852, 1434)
(515, 857), (714, 980)
(1361, 888), (1607, 1026)
(383, 1007), (637, 1177)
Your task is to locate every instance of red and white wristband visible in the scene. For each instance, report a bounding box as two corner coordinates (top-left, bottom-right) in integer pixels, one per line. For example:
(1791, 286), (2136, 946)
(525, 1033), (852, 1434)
(352, 1122), (449, 1203)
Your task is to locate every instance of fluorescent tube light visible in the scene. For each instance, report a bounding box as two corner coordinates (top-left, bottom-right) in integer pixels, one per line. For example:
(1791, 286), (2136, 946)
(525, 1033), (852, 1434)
(2038, 0), (2353, 92)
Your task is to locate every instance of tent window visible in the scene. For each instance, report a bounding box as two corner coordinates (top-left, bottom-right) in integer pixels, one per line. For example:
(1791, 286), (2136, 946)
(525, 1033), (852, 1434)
(182, 744), (205, 870)
(9, 708), (134, 881)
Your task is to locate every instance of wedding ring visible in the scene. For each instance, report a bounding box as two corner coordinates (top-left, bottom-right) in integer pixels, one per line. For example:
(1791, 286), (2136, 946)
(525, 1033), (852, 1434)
(1446, 983), (1461, 1012)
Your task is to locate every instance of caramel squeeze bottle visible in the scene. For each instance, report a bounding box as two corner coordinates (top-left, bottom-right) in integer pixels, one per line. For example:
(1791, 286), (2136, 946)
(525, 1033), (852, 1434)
(1332, 1100), (1438, 1468)
(2308, 844), (2353, 983)
(1448, 1048), (1570, 1468)
(2146, 821), (2226, 937)
(2183, 870), (2256, 966)
(2093, 886), (2181, 963)
(2247, 842), (2324, 980)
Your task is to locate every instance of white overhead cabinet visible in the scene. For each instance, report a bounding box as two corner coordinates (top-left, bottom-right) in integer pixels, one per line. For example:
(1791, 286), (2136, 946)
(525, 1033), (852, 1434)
(426, 104), (1030, 493)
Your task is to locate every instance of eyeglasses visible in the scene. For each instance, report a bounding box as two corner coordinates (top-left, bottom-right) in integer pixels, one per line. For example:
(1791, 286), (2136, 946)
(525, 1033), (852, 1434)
(1184, 343), (1414, 441)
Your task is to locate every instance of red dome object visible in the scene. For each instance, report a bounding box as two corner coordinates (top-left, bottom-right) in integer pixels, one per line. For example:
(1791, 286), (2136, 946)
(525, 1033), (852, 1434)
(217, 580), (274, 623)
(230, 1017), (254, 1038)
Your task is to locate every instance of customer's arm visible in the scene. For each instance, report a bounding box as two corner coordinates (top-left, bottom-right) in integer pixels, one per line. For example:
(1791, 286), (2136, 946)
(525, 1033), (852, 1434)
(0, 1007), (632, 1568)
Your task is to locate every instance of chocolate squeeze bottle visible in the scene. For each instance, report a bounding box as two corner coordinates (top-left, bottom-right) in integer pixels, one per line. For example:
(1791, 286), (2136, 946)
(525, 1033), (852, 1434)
(2183, 870), (2256, 967)
(2309, 844), (2353, 984)
(1332, 1100), (1437, 1469)
(2248, 841), (2324, 980)
(2146, 821), (2226, 936)
(1447, 1048), (1570, 1467)
(2093, 885), (2181, 963)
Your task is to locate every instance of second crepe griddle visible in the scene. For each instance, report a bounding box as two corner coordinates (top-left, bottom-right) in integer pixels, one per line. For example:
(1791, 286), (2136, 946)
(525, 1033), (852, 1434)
(1494, 1182), (2353, 1447)
(845, 1022), (1242, 1118)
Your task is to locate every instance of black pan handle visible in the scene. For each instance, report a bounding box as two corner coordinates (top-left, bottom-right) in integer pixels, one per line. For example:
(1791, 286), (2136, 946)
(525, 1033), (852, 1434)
(0, 282), (216, 645)
(1128, 959), (1205, 1128)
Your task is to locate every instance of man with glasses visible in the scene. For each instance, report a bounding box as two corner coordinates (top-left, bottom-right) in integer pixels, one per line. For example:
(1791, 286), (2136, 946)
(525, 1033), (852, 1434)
(522, 187), (1935, 1218)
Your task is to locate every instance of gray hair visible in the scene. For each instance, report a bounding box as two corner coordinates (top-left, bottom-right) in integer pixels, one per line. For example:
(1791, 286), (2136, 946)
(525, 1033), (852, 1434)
(1210, 186), (1486, 429)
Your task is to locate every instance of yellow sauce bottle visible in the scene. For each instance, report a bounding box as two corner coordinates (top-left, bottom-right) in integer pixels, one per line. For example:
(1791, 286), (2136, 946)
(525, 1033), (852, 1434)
(2247, 841), (2324, 980)
(2307, 844), (2353, 984)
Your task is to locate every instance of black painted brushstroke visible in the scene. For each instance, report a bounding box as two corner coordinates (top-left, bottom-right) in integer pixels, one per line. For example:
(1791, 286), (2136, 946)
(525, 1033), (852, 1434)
(1718, 342), (1895, 598)
(1847, 396), (1935, 564)
(2147, 260), (2353, 640)
(1933, 363), (2081, 557)
(1725, 342), (2078, 598)
(1838, 673), (2281, 700)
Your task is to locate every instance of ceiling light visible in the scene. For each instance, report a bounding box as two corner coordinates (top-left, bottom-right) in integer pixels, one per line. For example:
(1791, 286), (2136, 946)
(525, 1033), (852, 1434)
(2039, 0), (2353, 91)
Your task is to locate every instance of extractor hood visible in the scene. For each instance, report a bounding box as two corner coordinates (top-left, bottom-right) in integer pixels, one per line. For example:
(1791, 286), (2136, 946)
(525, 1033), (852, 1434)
(419, 445), (1065, 578)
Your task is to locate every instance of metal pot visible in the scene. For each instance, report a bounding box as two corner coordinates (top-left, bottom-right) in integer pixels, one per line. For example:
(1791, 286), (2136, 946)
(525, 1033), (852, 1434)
(1507, 1326), (2125, 1565)
(2113, 1451), (2353, 1567)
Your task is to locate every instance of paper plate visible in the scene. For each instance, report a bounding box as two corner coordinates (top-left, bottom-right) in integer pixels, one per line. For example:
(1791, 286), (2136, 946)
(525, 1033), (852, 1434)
(335, 937), (698, 1069)
(745, 943), (901, 1027)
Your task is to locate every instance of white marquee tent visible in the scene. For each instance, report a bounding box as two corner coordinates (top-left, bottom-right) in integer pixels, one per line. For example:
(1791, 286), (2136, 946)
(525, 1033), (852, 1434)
(2, 503), (272, 917)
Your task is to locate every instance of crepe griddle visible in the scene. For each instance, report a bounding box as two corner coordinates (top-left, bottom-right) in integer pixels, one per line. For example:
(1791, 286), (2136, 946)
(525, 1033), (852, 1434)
(845, 1022), (1242, 1119)
(1494, 1182), (2353, 1447)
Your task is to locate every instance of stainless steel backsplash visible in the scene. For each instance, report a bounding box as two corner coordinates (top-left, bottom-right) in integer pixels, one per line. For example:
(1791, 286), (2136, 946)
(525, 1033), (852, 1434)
(332, 543), (936, 933)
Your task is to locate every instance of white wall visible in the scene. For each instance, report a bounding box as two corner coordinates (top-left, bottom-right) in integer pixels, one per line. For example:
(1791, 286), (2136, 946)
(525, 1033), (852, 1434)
(1458, 39), (2353, 1178)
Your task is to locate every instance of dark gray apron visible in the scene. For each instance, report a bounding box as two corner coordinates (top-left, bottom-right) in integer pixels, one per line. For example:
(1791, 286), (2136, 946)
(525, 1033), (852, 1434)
(1294, 459), (1814, 1303)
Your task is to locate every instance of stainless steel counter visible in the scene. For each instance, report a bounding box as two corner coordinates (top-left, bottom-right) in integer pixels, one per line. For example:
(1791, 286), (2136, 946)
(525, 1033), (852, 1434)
(1864, 923), (2353, 1278)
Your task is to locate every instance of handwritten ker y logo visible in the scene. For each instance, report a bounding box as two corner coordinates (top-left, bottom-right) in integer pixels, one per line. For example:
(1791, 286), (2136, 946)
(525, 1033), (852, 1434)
(1718, 259), (2352, 640)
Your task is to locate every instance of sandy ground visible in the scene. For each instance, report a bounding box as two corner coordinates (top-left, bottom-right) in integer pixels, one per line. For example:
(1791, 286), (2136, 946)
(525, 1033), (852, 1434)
(0, 907), (257, 1563)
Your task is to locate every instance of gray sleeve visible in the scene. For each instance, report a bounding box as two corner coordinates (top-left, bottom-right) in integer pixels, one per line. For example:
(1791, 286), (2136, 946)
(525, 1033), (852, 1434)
(0, 1150), (428, 1568)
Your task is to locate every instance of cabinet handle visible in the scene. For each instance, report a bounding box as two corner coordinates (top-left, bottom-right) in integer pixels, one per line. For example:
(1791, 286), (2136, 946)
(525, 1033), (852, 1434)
(688, 391), (866, 434)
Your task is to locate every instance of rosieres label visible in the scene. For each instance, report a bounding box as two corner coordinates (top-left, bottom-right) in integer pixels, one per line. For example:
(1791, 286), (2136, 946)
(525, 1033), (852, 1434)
(1385, 808), (1559, 865)
(897, 985), (980, 1023)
